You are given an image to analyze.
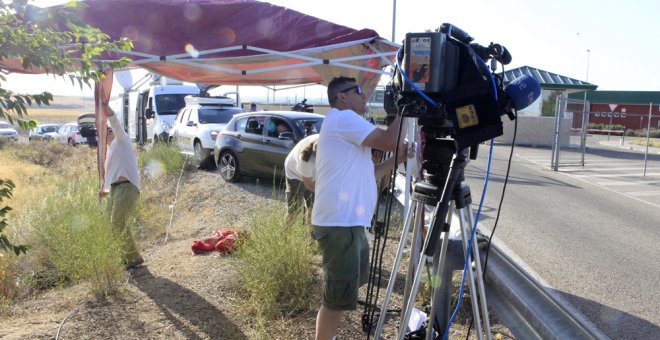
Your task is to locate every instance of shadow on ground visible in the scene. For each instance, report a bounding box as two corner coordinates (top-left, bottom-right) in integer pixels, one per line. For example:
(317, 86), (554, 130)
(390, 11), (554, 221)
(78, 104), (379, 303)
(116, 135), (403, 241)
(132, 269), (247, 339)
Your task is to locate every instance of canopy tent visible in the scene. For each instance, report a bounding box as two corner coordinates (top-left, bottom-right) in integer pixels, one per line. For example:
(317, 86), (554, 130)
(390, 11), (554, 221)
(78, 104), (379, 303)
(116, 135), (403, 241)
(5, 0), (399, 97)
(1, 0), (399, 194)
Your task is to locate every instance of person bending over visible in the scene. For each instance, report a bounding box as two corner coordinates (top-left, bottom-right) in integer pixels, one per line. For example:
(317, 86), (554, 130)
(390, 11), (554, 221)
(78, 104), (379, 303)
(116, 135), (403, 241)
(284, 133), (319, 223)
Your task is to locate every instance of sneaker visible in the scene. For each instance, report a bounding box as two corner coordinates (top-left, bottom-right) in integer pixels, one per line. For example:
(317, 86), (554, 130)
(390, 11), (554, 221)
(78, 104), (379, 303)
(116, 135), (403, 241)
(125, 257), (144, 270)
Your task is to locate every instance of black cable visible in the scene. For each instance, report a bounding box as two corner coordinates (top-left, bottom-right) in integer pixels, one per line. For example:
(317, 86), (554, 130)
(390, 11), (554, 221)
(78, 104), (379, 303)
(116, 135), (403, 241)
(482, 109), (517, 277)
(466, 65), (511, 340)
(363, 111), (406, 338)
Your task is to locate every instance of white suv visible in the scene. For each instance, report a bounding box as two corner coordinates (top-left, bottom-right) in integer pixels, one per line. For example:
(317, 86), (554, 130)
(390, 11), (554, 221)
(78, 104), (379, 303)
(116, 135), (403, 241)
(169, 95), (244, 167)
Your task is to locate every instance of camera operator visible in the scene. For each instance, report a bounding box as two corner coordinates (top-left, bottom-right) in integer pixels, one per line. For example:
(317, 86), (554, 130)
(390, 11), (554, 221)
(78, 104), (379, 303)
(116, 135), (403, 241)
(311, 76), (409, 339)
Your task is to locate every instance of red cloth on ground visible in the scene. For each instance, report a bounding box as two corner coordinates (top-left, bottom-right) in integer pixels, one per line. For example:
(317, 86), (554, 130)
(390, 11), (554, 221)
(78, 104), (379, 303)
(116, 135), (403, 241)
(192, 230), (239, 254)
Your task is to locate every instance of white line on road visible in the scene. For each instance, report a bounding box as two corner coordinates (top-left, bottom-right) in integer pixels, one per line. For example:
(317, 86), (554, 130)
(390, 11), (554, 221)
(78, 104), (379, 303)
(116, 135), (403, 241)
(560, 167), (660, 172)
(515, 154), (660, 209)
(596, 180), (660, 186)
(624, 191), (660, 197)
(573, 172), (660, 178)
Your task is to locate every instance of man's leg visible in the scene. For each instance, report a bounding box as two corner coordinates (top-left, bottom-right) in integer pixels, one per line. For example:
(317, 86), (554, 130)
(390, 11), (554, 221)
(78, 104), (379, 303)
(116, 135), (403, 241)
(316, 305), (342, 340)
(109, 183), (141, 262)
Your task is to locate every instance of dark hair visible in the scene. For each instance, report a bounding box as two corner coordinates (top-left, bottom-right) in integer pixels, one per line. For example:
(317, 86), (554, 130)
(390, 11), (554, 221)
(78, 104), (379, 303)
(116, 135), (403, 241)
(300, 139), (317, 162)
(327, 76), (356, 107)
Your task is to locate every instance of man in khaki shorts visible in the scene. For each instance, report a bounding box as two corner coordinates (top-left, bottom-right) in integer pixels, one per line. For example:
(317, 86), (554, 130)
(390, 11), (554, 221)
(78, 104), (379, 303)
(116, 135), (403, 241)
(312, 76), (409, 339)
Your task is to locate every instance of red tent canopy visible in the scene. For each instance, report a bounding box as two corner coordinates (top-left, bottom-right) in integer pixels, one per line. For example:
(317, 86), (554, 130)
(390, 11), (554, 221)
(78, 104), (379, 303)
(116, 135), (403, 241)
(2, 0), (399, 194)
(4, 0), (398, 95)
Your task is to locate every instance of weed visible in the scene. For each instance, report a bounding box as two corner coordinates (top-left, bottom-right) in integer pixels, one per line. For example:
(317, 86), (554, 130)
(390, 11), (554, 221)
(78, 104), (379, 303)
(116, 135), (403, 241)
(237, 205), (318, 330)
(138, 143), (191, 177)
(24, 173), (126, 295)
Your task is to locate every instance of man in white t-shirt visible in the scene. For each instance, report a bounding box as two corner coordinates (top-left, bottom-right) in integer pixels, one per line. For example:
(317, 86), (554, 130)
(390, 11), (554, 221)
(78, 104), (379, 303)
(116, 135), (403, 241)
(284, 133), (319, 222)
(312, 76), (408, 339)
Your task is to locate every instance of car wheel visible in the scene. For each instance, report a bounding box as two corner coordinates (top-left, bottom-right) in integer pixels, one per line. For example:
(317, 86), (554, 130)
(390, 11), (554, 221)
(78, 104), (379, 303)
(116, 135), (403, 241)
(67, 138), (75, 146)
(153, 135), (160, 144)
(194, 141), (211, 169)
(217, 150), (241, 182)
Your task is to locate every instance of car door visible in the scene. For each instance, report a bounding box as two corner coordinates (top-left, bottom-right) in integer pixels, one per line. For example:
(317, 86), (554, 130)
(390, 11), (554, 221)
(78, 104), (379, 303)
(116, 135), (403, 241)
(56, 125), (69, 144)
(234, 115), (266, 177)
(175, 109), (194, 153)
(261, 116), (296, 177)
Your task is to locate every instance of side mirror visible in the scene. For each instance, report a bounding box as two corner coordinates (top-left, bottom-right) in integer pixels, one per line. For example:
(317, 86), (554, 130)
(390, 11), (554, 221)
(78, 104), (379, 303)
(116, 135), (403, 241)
(145, 108), (154, 119)
(186, 120), (196, 127)
(278, 131), (294, 140)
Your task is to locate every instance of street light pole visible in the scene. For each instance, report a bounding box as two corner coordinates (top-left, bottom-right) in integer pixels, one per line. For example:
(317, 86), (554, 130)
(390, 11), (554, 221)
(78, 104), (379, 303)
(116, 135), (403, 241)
(391, 0), (397, 42)
(580, 49), (591, 167)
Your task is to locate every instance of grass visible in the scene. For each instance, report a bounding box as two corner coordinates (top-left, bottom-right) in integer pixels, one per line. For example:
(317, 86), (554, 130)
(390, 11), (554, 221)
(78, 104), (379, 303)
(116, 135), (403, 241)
(237, 206), (319, 335)
(629, 137), (660, 148)
(0, 141), (190, 310)
(0, 143), (127, 300)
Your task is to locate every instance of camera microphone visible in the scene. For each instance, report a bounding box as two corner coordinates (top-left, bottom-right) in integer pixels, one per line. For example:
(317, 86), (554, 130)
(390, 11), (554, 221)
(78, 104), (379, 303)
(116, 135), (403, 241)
(470, 43), (512, 65)
(488, 43), (512, 65)
(504, 75), (541, 111)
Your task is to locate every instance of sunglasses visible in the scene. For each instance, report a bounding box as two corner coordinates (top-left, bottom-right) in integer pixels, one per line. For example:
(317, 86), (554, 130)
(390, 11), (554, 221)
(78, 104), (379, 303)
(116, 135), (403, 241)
(339, 85), (362, 95)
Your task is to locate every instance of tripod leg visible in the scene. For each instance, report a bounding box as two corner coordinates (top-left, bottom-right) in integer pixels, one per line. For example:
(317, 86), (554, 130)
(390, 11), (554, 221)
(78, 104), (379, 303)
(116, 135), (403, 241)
(425, 202), (456, 340)
(456, 207), (485, 340)
(461, 205), (493, 340)
(374, 200), (420, 338)
(403, 201), (424, 312)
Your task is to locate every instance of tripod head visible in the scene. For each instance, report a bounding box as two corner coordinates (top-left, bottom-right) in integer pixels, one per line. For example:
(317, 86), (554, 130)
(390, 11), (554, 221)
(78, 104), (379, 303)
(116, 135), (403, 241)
(408, 118), (474, 257)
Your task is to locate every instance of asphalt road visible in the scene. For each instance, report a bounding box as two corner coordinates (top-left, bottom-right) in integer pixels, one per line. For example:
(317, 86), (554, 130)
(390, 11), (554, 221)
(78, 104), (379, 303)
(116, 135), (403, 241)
(461, 139), (660, 339)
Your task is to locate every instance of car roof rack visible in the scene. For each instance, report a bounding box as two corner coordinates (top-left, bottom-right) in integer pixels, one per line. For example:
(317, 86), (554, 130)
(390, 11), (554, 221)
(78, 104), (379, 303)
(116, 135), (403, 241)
(184, 95), (235, 106)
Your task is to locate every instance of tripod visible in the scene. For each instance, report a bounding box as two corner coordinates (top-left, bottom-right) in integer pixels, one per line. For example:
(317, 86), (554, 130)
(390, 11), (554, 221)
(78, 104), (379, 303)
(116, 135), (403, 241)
(373, 133), (492, 340)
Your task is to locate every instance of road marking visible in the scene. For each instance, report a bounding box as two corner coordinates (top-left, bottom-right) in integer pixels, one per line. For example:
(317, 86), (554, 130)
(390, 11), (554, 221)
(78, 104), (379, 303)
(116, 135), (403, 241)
(559, 167), (660, 173)
(516, 152), (660, 209)
(573, 172), (660, 178)
(624, 191), (660, 197)
(596, 180), (660, 186)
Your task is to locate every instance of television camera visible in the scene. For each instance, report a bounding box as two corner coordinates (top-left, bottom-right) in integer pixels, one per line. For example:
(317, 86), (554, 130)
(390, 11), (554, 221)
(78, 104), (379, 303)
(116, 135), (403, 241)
(365, 24), (541, 338)
(384, 23), (539, 151)
(291, 98), (314, 113)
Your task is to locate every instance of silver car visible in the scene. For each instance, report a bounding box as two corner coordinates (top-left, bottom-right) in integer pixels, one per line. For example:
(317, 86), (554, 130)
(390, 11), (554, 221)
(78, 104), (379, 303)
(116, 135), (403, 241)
(0, 121), (19, 141)
(29, 123), (60, 142)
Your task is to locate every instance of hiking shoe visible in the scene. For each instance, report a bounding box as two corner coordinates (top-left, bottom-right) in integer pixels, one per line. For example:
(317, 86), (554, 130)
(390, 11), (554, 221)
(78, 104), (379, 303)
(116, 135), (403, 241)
(125, 257), (144, 270)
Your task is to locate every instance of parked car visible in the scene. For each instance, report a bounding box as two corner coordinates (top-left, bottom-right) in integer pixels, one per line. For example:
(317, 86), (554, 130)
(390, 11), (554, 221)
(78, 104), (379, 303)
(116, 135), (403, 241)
(169, 95), (244, 167)
(77, 113), (97, 147)
(214, 111), (324, 182)
(0, 121), (19, 141)
(55, 123), (87, 146)
(29, 123), (60, 142)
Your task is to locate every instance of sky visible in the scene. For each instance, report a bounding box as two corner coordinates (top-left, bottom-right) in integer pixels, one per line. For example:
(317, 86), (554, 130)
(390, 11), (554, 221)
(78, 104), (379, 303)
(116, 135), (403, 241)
(4, 0), (660, 102)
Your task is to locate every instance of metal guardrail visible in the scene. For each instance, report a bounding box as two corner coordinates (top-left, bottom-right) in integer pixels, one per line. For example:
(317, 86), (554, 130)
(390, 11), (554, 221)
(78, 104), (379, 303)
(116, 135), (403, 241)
(391, 173), (602, 339)
(481, 243), (600, 339)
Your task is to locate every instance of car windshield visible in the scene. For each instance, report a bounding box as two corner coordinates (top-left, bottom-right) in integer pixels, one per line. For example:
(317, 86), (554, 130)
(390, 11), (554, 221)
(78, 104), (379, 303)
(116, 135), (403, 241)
(198, 108), (244, 124)
(155, 94), (190, 115)
(42, 125), (58, 133)
(294, 118), (323, 136)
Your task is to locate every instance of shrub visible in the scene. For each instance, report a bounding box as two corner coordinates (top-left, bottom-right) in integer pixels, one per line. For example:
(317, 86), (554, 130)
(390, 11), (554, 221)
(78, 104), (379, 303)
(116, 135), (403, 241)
(138, 143), (192, 178)
(5, 141), (89, 169)
(237, 206), (317, 329)
(14, 172), (126, 296)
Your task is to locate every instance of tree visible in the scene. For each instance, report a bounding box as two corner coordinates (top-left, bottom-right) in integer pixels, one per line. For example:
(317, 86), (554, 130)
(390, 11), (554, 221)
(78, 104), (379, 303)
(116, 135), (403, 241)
(0, 0), (133, 255)
(0, 0), (132, 128)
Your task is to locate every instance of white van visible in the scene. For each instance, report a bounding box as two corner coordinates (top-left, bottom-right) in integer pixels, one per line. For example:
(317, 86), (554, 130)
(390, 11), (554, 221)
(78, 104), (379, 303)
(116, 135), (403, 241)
(136, 81), (200, 143)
